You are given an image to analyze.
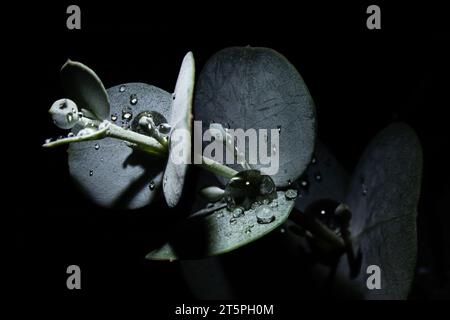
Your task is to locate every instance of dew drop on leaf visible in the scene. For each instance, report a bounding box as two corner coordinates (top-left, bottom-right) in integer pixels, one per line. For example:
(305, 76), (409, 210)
(111, 114), (118, 122)
(94, 143), (100, 150)
(89, 170), (93, 176)
(256, 205), (275, 224)
(122, 106), (133, 121)
(130, 94), (138, 105)
(149, 181), (155, 190)
(119, 85), (126, 92)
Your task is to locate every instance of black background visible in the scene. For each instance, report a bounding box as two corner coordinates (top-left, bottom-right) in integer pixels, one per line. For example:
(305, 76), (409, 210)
(9, 0), (449, 307)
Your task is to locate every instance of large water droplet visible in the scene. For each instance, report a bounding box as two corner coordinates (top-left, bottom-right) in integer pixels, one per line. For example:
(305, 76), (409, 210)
(130, 94), (138, 105)
(149, 181), (155, 190)
(94, 143), (100, 150)
(111, 114), (118, 122)
(225, 170), (277, 210)
(256, 205), (275, 224)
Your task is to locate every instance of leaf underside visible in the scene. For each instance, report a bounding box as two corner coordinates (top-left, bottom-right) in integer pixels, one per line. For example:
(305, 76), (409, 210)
(194, 47), (316, 187)
(336, 122), (423, 299)
(68, 83), (172, 209)
(146, 191), (296, 260)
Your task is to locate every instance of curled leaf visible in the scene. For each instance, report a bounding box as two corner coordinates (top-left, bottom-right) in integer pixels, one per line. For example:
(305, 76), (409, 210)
(61, 60), (110, 120)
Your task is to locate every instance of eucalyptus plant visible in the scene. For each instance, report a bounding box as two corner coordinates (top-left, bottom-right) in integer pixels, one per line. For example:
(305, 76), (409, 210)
(44, 47), (422, 299)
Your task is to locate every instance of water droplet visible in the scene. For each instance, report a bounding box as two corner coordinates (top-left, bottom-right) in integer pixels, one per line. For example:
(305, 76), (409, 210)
(256, 205), (275, 224)
(288, 179), (292, 186)
(260, 175), (275, 195)
(285, 189), (298, 200)
(270, 200), (278, 207)
(245, 226), (253, 234)
(122, 107), (133, 121)
(320, 210), (326, 215)
(229, 217), (237, 225)
(277, 125), (281, 133)
(245, 181), (250, 186)
(232, 207), (244, 218)
(130, 94), (138, 105)
(94, 143), (99, 150)
(119, 85), (126, 92)
(311, 156), (317, 164)
(172, 93), (176, 100)
(299, 176), (309, 191)
(314, 171), (322, 182)
(89, 170), (94, 176)
(111, 114), (118, 122)
(149, 181), (155, 190)
(67, 132), (74, 138)
(158, 123), (171, 134)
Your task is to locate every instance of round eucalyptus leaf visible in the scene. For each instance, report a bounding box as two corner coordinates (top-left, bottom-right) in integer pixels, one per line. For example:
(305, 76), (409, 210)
(337, 122), (423, 299)
(146, 191), (296, 260)
(163, 52), (195, 208)
(295, 141), (349, 212)
(194, 47), (316, 187)
(61, 60), (110, 120)
(68, 83), (172, 209)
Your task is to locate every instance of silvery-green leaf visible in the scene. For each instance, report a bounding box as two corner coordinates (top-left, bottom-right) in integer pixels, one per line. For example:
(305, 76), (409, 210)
(68, 83), (172, 209)
(194, 47), (316, 187)
(336, 123), (423, 299)
(61, 60), (110, 120)
(146, 191), (296, 260)
(163, 52), (195, 207)
(295, 141), (349, 212)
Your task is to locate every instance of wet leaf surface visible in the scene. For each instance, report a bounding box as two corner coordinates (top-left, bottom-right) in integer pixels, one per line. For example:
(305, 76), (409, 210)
(194, 47), (316, 187)
(146, 191), (296, 260)
(68, 83), (172, 209)
(336, 122), (423, 299)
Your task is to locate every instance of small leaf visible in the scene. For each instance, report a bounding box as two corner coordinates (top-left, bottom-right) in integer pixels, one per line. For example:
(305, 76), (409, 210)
(146, 191), (296, 260)
(163, 52), (195, 208)
(68, 83), (172, 209)
(295, 141), (349, 212)
(194, 47), (316, 187)
(61, 60), (110, 120)
(336, 122), (423, 299)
